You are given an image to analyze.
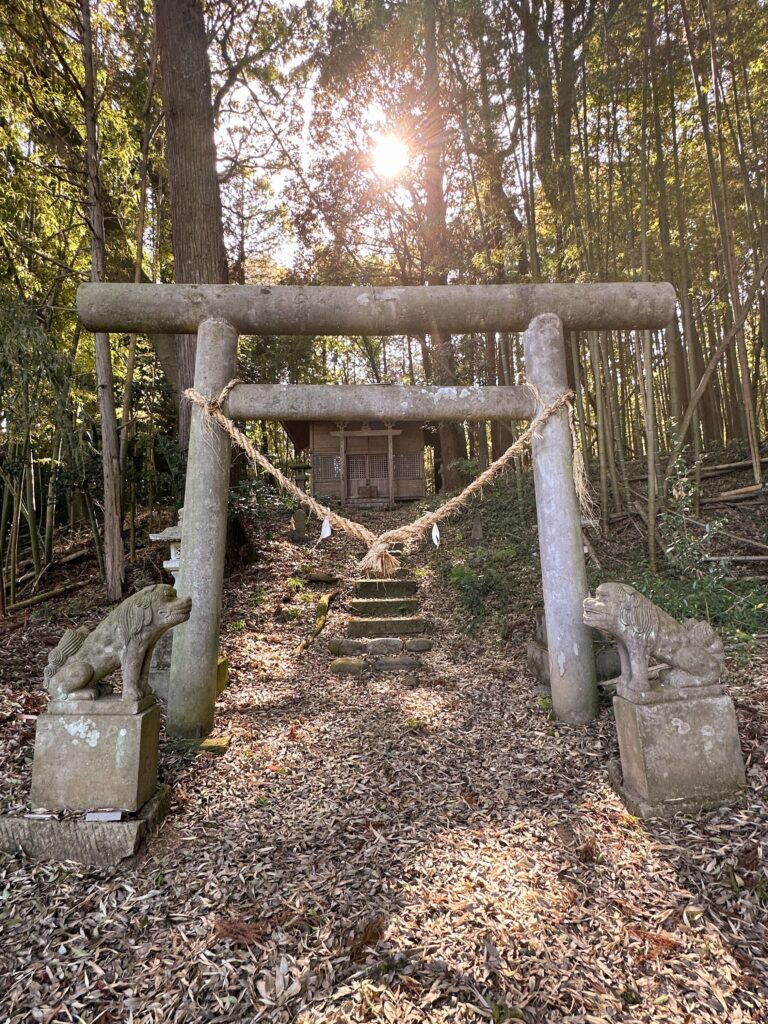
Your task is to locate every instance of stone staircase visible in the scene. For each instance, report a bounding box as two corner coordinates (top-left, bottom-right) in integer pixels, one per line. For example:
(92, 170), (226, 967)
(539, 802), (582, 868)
(329, 559), (433, 676)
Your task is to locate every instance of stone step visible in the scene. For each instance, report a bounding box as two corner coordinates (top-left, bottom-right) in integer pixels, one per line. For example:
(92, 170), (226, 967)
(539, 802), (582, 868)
(370, 655), (421, 674)
(329, 638), (369, 656)
(306, 571), (340, 585)
(348, 616), (427, 638)
(405, 638), (433, 652)
(330, 637), (405, 656)
(355, 579), (418, 598)
(330, 657), (365, 675)
(350, 597), (419, 618)
(348, 498), (390, 509)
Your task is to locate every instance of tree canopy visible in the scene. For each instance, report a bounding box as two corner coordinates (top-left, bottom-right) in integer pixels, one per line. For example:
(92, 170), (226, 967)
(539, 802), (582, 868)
(0, 0), (767, 598)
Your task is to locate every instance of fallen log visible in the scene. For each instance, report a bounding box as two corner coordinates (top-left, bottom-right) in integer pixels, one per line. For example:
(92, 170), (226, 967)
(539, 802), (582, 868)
(627, 455), (768, 483)
(703, 555), (768, 563)
(718, 484), (765, 499)
(15, 547), (91, 589)
(5, 578), (92, 614)
(684, 518), (768, 554)
(700, 491), (767, 506)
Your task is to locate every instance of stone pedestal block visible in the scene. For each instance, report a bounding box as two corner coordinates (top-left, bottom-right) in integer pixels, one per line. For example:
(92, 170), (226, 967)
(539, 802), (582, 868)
(612, 691), (746, 818)
(30, 698), (160, 812)
(0, 786), (171, 866)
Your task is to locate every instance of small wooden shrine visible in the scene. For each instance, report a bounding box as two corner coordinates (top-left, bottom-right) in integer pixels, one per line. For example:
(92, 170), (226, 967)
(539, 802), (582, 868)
(284, 419), (426, 506)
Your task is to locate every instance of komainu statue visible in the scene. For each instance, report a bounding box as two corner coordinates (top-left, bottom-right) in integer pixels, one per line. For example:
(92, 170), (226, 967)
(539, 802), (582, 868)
(44, 584), (192, 703)
(583, 582), (724, 694)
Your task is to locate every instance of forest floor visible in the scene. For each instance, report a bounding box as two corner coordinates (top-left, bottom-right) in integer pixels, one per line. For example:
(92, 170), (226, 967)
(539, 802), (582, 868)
(1, 472), (768, 1024)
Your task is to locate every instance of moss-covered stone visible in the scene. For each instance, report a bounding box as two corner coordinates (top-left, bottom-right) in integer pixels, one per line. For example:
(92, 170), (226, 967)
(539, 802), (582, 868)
(328, 638), (369, 656)
(405, 638), (433, 652)
(330, 657), (365, 675)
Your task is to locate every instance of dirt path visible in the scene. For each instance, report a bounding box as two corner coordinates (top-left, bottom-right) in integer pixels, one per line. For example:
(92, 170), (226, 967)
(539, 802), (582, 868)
(1, 507), (767, 1023)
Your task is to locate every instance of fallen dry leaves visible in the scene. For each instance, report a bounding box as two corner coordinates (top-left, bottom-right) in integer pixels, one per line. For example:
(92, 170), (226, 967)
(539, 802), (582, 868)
(0, 506), (766, 1022)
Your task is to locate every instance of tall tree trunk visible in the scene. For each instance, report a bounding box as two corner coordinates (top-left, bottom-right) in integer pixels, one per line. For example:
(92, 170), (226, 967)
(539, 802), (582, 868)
(120, 38), (158, 479)
(155, 0), (228, 449)
(44, 434), (60, 564)
(80, 0), (124, 601)
(422, 0), (466, 490)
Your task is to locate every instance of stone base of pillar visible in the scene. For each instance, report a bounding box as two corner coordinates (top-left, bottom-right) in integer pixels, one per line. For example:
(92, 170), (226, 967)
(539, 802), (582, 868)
(30, 697), (160, 813)
(526, 638), (621, 690)
(151, 654), (229, 702)
(148, 667), (170, 700)
(148, 630), (174, 697)
(527, 609), (621, 689)
(610, 689), (746, 819)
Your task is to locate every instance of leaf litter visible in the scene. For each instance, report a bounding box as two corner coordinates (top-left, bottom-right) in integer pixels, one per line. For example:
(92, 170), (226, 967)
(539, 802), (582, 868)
(0, 505), (766, 1022)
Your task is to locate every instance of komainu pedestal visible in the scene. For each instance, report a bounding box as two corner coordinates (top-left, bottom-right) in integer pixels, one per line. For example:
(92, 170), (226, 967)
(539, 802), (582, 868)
(610, 689), (746, 818)
(30, 696), (160, 812)
(584, 583), (746, 818)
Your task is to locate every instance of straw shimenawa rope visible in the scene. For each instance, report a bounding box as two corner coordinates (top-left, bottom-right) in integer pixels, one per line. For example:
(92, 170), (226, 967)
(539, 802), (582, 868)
(184, 382), (582, 577)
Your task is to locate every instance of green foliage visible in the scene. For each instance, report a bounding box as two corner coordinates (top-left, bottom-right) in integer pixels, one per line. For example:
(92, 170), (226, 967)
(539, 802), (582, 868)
(436, 474), (767, 649)
(229, 477), (286, 523)
(0, 305), (69, 439)
(134, 432), (186, 507)
(620, 989), (642, 1007)
(660, 456), (728, 582)
(279, 606), (302, 621)
(440, 541), (541, 627)
(404, 716), (429, 732)
(596, 565), (768, 647)
(593, 457), (768, 646)
(537, 695), (554, 718)
(447, 456), (479, 480)
(489, 1006), (531, 1024)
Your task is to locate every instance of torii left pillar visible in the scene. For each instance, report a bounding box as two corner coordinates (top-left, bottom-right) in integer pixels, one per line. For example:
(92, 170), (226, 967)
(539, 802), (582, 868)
(168, 318), (237, 737)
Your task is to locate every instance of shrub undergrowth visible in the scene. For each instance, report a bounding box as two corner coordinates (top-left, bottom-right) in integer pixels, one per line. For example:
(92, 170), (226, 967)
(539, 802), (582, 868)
(433, 473), (767, 648)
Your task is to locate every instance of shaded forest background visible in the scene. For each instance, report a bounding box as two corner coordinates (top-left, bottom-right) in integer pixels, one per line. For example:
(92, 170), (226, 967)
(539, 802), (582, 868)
(1, 0), (767, 609)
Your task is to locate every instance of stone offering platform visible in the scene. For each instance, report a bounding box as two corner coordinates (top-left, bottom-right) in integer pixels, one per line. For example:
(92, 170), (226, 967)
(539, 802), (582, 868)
(151, 653), (229, 702)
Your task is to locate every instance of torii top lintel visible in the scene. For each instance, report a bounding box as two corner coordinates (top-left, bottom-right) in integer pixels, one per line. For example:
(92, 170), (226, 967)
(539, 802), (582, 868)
(77, 282), (676, 336)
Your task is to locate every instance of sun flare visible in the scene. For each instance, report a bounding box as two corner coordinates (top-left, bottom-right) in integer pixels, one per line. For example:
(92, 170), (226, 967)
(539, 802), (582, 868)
(371, 134), (409, 178)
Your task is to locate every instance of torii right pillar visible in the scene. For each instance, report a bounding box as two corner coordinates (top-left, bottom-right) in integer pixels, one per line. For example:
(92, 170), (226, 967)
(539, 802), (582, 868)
(525, 313), (598, 724)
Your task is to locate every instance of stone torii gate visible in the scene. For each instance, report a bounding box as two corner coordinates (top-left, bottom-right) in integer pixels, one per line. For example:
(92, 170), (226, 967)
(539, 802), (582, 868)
(78, 282), (675, 738)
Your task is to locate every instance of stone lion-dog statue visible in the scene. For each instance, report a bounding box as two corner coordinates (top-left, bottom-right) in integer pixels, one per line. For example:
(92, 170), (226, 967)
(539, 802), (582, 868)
(583, 582), (724, 693)
(44, 584), (192, 703)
